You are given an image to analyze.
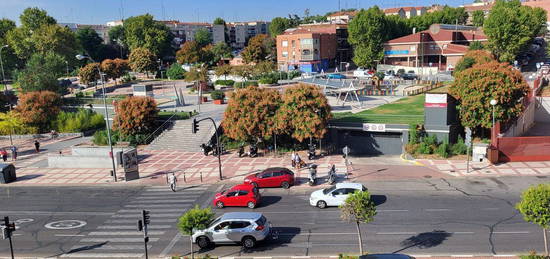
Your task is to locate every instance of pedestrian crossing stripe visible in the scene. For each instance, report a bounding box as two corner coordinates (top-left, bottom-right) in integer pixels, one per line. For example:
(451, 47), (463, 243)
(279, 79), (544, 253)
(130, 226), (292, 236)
(88, 231), (165, 236)
(61, 253), (145, 258)
(80, 237), (160, 243)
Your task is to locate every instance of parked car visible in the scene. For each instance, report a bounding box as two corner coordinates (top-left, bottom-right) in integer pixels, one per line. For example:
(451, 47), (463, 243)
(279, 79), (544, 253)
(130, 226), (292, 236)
(401, 73), (418, 80)
(213, 184), (261, 209)
(192, 212), (272, 249)
(309, 182), (367, 209)
(327, 73), (346, 79)
(353, 68), (373, 79)
(244, 167), (295, 189)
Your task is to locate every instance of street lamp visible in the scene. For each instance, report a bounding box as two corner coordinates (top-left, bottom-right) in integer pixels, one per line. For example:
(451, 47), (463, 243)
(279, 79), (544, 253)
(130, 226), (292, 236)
(64, 60), (69, 78)
(490, 99), (497, 128)
(76, 54), (118, 182)
(0, 44), (8, 95)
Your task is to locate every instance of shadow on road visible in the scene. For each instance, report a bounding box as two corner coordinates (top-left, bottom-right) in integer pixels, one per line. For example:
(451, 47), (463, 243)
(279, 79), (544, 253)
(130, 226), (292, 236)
(258, 195), (282, 208)
(393, 230), (452, 253)
(371, 195), (387, 206)
(14, 174), (43, 182)
(56, 242), (108, 257)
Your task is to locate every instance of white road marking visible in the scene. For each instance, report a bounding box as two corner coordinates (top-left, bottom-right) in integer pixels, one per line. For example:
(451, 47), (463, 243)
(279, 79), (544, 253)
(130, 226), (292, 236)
(159, 232), (183, 258)
(106, 218), (176, 224)
(376, 232), (417, 235)
(450, 255), (473, 257)
(0, 211), (113, 216)
(97, 225), (171, 230)
(70, 245), (151, 250)
(128, 200), (195, 204)
(410, 255), (432, 258)
(88, 231), (165, 236)
(80, 237), (159, 243)
(453, 232), (475, 234)
(118, 209), (186, 213)
(111, 213), (181, 218)
(55, 234), (86, 237)
(61, 253), (144, 258)
(144, 188), (208, 192)
(134, 196), (199, 200)
(493, 231), (529, 234)
(124, 204), (192, 208)
(425, 208), (451, 212)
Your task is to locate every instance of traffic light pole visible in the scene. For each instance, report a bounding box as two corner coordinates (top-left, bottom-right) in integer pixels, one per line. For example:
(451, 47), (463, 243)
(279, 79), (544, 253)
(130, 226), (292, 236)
(3, 216), (15, 259)
(138, 210), (150, 259)
(192, 118), (223, 180)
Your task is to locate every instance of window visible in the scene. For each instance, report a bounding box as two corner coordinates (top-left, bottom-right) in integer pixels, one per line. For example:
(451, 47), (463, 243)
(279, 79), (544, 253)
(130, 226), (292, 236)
(302, 49), (311, 55)
(282, 51), (288, 57)
(282, 41), (288, 47)
(237, 190), (249, 196)
(291, 40), (295, 48)
(344, 188), (358, 194)
(255, 216), (267, 226)
(332, 189), (345, 195)
(273, 171), (284, 177)
(301, 38), (313, 45)
(260, 172), (272, 178)
(226, 191), (237, 197)
(229, 221), (251, 229)
(215, 221), (231, 230)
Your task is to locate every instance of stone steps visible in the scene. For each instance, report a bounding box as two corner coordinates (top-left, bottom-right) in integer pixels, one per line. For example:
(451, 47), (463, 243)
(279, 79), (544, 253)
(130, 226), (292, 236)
(146, 120), (217, 151)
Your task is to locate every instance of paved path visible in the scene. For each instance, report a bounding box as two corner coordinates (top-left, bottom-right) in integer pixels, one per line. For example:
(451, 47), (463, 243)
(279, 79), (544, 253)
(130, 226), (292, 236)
(417, 159), (550, 177)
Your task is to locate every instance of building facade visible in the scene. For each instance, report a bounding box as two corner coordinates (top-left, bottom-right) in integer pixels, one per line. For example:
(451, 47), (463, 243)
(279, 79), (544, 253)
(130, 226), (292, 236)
(383, 24), (487, 72)
(59, 23), (111, 43)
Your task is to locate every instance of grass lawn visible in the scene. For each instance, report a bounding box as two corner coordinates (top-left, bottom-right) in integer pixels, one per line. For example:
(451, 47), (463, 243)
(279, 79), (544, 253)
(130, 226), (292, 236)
(331, 94), (425, 125)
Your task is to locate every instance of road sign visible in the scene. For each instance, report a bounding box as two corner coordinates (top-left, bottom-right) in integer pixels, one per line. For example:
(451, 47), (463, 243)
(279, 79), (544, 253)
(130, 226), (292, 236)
(465, 127), (472, 147)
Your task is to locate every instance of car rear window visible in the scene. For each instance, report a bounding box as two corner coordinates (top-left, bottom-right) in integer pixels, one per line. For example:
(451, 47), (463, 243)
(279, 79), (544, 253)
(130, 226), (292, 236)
(255, 215), (267, 226)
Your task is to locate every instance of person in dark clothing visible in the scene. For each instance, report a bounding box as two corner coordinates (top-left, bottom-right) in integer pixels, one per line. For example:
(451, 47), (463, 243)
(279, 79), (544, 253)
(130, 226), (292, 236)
(1, 148), (7, 162)
(34, 140), (40, 153)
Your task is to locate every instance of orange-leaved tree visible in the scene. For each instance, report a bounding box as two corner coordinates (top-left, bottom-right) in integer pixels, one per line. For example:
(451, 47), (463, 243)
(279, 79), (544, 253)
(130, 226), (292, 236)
(79, 62), (100, 86)
(277, 84), (332, 142)
(222, 86), (281, 143)
(449, 61), (529, 130)
(176, 41), (201, 64)
(454, 50), (495, 75)
(113, 96), (158, 136)
(15, 91), (61, 132)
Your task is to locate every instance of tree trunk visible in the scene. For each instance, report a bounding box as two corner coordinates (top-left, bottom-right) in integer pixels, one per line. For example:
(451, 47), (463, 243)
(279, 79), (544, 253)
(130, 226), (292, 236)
(190, 236), (194, 259)
(356, 221), (363, 255)
(544, 227), (549, 256)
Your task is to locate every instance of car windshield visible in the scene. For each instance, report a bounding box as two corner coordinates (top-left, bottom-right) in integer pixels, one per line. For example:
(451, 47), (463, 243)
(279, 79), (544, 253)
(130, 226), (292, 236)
(323, 186), (336, 195)
(209, 216), (221, 228)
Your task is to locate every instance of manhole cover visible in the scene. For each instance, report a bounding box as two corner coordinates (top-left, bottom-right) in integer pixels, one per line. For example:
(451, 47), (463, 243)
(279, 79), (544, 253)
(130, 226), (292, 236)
(45, 220), (87, 230)
(423, 175), (432, 178)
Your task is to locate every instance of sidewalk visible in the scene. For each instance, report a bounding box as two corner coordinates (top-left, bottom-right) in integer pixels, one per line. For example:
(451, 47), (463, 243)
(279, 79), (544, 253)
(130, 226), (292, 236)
(417, 159), (550, 177)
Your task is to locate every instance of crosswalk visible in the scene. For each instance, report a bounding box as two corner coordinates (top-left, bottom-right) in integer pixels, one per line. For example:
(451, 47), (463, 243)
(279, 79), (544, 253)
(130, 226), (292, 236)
(61, 185), (211, 258)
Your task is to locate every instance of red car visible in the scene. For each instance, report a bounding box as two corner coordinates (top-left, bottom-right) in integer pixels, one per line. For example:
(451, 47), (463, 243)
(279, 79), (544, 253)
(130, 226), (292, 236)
(213, 184), (261, 209)
(244, 167), (295, 189)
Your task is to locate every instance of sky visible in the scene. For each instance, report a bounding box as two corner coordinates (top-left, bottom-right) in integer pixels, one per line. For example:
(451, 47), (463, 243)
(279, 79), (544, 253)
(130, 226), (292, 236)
(1, 0), (465, 25)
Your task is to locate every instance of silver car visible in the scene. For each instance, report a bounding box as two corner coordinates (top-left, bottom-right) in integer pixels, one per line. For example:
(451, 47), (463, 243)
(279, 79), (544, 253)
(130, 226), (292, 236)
(192, 212), (272, 249)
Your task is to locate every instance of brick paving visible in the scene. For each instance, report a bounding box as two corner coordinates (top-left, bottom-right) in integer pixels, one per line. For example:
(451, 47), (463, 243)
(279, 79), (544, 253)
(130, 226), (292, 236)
(417, 159), (550, 177)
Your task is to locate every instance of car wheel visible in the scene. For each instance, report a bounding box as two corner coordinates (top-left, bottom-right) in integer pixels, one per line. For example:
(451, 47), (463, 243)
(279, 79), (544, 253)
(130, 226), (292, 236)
(251, 182), (258, 188)
(317, 200), (327, 209)
(197, 236), (211, 249)
(216, 201), (224, 208)
(281, 181), (290, 189)
(242, 236), (256, 249)
(247, 201), (256, 209)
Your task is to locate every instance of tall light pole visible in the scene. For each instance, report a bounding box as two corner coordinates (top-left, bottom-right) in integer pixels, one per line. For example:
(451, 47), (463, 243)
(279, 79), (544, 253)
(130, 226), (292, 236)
(76, 54), (118, 182)
(65, 60), (69, 78)
(0, 45), (8, 95)
(490, 99), (497, 128)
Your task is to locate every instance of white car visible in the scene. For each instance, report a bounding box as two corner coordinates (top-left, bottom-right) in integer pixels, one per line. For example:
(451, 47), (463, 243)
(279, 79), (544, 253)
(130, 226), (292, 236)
(309, 182), (367, 209)
(353, 68), (373, 79)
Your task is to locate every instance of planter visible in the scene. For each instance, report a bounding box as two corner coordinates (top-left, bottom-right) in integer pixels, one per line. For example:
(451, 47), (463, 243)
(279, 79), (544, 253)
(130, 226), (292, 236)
(213, 99), (224, 105)
(199, 96), (208, 103)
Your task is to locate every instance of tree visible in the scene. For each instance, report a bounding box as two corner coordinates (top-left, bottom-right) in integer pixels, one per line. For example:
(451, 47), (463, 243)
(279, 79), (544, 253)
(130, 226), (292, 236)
(76, 26), (104, 61)
(269, 17), (292, 37)
(516, 184), (550, 256)
(277, 84), (332, 142)
(176, 41), (201, 64)
(15, 91), (61, 132)
(213, 17), (226, 25)
(17, 52), (67, 94)
(449, 61), (529, 130)
(469, 41), (484, 50)
(484, 0), (547, 63)
(222, 86), (282, 143)
(241, 34), (273, 64)
(0, 19), (18, 80)
(340, 190), (377, 255)
(108, 25), (127, 58)
(79, 62), (100, 85)
(211, 42), (233, 62)
(113, 96), (158, 136)
(101, 59), (128, 84)
(348, 7), (387, 68)
(177, 205), (215, 259)
(0, 111), (37, 135)
(231, 65), (254, 82)
(472, 10), (485, 27)
(166, 63), (185, 80)
(184, 64), (210, 91)
(254, 61), (276, 76)
(194, 28), (212, 48)
(123, 14), (174, 57)
(199, 44), (215, 65)
(128, 47), (157, 77)
(454, 50), (494, 74)
(20, 7), (56, 31)
(215, 64), (232, 80)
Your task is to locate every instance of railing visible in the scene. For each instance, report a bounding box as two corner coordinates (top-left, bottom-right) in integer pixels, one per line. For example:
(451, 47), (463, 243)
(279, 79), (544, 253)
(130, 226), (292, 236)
(143, 114), (177, 144)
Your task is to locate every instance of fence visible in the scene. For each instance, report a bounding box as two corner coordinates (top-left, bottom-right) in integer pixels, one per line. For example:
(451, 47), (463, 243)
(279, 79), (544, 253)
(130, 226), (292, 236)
(497, 136), (550, 162)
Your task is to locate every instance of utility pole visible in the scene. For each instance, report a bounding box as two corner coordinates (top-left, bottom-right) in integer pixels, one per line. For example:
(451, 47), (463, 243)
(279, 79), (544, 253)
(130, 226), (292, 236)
(3, 216), (16, 259)
(138, 210), (150, 259)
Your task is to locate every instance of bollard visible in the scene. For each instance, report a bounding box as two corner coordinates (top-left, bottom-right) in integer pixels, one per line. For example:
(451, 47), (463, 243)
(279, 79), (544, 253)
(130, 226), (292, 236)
(110, 170), (114, 177)
(183, 172), (186, 183)
(200, 172), (203, 183)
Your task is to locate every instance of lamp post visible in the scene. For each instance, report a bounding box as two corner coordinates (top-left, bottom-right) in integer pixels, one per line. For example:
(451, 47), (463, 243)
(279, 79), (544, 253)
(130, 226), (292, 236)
(76, 54), (118, 182)
(490, 99), (497, 128)
(0, 45), (8, 95)
(65, 60), (69, 78)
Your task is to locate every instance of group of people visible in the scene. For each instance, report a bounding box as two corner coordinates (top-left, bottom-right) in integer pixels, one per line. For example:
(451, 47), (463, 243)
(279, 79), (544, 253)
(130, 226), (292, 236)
(290, 152), (306, 169)
(0, 140), (41, 162)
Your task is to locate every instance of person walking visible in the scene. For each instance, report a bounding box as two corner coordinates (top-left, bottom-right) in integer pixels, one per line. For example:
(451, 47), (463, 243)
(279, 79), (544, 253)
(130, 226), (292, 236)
(34, 140), (40, 153)
(168, 173), (177, 192)
(291, 152), (297, 168)
(10, 146), (17, 161)
(1, 148), (7, 162)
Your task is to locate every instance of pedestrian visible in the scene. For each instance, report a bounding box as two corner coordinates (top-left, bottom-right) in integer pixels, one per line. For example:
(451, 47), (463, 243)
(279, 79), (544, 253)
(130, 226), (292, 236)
(1, 148), (7, 162)
(34, 140), (40, 153)
(291, 152), (297, 168)
(10, 146), (17, 161)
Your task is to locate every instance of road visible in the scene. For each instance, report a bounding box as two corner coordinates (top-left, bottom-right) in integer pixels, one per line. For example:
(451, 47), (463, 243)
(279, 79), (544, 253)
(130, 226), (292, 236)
(0, 176), (547, 258)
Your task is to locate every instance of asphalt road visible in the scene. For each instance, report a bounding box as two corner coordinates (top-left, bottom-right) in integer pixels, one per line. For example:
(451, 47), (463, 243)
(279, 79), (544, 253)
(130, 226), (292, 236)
(0, 176), (547, 258)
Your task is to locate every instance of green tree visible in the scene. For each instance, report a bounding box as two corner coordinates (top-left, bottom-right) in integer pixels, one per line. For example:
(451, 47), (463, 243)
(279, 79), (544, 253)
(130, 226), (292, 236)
(213, 17), (226, 25)
(241, 34), (273, 64)
(166, 63), (185, 80)
(177, 205), (215, 259)
(449, 61), (529, 130)
(113, 96), (158, 136)
(340, 190), (377, 255)
(194, 28), (212, 48)
(0, 19), (16, 41)
(469, 41), (484, 50)
(516, 184), (550, 256)
(184, 64), (210, 91)
(176, 41), (201, 64)
(384, 14), (411, 40)
(454, 50), (494, 75)
(0, 111), (37, 135)
(19, 7), (56, 31)
(78, 62), (100, 86)
(222, 86), (282, 143)
(215, 64), (232, 80)
(0, 19), (18, 79)
(76, 26), (104, 61)
(108, 25), (127, 58)
(277, 84), (332, 142)
(269, 17), (292, 37)
(15, 90), (61, 132)
(128, 47), (157, 77)
(211, 42), (233, 62)
(472, 10), (485, 27)
(101, 59), (128, 84)
(17, 52), (67, 94)
(348, 7), (387, 68)
(232, 65), (254, 82)
(484, 0), (547, 63)
(123, 14), (174, 57)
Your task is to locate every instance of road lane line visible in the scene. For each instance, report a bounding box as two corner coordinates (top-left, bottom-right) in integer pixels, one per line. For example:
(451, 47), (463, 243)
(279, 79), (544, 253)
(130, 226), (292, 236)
(88, 231), (165, 236)
(378, 209), (409, 212)
(124, 204), (191, 208)
(481, 208), (500, 210)
(118, 209), (186, 213)
(111, 213), (181, 218)
(61, 253), (144, 258)
(80, 237), (159, 243)
(128, 200), (195, 204)
(410, 255), (432, 258)
(55, 234), (86, 237)
(98, 225), (171, 230)
(450, 255), (473, 257)
(376, 232), (417, 235)
(106, 218), (176, 224)
(452, 232), (475, 234)
(69, 245), (151, 250)
(425, 209), (451, 212)
(493, 231), (529, 234)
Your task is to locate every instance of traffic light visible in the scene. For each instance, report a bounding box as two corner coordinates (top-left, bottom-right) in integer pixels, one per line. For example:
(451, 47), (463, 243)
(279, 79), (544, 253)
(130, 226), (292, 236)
(192, 118), (199, 134)
(137, 220), (143, 231)
(142, 210), (150, 225)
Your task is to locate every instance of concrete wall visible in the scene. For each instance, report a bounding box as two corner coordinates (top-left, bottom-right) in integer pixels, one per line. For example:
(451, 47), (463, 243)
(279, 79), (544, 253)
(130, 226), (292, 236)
(48, 156), (114, 168)
(535, 97), (550, 123)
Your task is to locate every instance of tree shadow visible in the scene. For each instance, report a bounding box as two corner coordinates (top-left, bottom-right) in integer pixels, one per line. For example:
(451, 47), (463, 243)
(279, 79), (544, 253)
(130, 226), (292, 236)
(393, 230), (452, 253)
(14, 174), (43, 182)
(52, 242), (108, 257)
(258, 196), (282, 208)
(371, 195), (387, 206)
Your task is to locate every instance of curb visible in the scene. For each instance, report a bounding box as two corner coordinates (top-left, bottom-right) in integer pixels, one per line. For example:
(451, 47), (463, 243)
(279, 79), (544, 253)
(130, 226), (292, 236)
(216, 256), (519, 259)
(400, 153), (424, 166)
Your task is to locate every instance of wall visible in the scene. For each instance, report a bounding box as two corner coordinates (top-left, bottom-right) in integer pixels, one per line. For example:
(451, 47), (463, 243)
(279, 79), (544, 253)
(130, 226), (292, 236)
(377, 64), (438, 75)
(535, 97), (550, 123)
(48, 156), (114, 168)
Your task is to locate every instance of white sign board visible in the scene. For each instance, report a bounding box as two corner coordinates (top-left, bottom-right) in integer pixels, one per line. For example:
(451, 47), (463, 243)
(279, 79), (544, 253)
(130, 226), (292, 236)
(362, 123), (386, 132)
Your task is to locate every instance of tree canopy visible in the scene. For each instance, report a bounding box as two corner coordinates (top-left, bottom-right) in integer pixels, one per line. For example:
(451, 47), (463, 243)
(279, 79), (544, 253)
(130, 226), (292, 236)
(15, 90), (61, 132)
(166, 63), (185, 80)
(19, 7), (57, 32)
(76, 26), (104, 61)
(213, 17), (226, 25)
(113, 96), (158, 136)
(176, 41), (201, 64)
(123, 14), (174, 57)
(516, 184), (550, 256)
(348, 7), (387, 68)
(128, 47), (157, 74)
(194, 28), (212, 48)
(472, 10), (485, 27)
(17, 52), (67, 94)
(78, 62), (100, 85)
(269, 17), (292, 37)
(241, 34), (274, 64)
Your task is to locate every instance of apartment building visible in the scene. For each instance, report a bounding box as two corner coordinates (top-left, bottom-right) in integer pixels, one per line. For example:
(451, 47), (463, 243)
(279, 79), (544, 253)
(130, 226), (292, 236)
(59, 23), (111, 43)
(227, 21), (270, 49)
(383, 6), (427, 19)
(326, 11), (358, 23)
(461, 1), (494, 25)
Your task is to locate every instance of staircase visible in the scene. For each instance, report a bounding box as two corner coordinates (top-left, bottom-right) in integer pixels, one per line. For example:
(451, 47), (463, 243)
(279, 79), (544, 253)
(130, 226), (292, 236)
(146, 119), (217, 152)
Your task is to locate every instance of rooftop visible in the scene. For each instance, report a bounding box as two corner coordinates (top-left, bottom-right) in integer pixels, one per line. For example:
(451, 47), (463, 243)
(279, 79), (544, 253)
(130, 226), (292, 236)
(386, 24), (487, 44)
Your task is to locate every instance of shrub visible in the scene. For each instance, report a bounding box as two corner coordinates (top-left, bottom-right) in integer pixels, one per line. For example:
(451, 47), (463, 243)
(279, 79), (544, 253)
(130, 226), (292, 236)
(214, 80), (235, 86)
(416, 142), (432, 154)
(259, 77), (278, 84)
(520, 251), (549, 259)
(408, 124), (419, 144)
(405, 143), (419, 154)
(451, 136), (468, 155)
(0, 111), (37, 135)
(233, 81), (258, 89)
(210, 90), (224, 100)
(424, 135), (438, 147)
(16, 91), (62, 132)
(113, 96), (158, 136)
(436, 142), (450, 158)
(92, 130), (118, 146)
(52, 109), (105, 133)
(92, 129), (150, 146)
(166, 63), (185, 80)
